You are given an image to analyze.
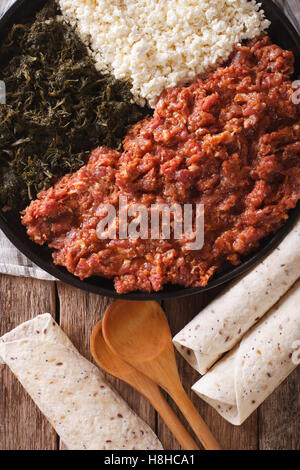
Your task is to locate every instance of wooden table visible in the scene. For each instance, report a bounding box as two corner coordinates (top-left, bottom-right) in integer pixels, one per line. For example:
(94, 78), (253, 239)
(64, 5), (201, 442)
(0, 0), (299, 451)
(1, 275), (299, 451)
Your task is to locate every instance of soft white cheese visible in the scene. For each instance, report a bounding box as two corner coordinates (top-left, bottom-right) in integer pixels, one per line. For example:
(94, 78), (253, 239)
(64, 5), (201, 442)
(58, 0), (270, 108)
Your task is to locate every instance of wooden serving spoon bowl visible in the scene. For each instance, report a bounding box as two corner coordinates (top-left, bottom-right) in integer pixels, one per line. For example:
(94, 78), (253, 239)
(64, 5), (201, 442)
(102, 300), (222, 451)
(90, 320), (200, 450)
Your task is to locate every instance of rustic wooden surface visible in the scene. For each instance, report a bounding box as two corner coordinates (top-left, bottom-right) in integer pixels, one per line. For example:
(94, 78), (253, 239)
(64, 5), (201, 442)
(0, 0), (299, 451)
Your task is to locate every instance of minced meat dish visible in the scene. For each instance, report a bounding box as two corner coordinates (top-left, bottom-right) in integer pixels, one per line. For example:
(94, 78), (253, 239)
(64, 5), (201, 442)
(22, 36), (300, 294)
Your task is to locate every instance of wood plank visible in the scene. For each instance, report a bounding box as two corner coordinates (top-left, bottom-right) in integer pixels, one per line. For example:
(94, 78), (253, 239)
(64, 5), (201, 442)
(161, 291), (258, 451)
(258, 367), (300, 450)
(0, 274), (57, 450)
(57, 282), (156, 449)
(0, 0), (16, 18)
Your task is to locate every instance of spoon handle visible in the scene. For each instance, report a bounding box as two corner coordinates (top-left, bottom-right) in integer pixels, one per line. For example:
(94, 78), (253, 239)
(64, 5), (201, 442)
(146, 384), (200, 450)
(169, 384), (222, 450)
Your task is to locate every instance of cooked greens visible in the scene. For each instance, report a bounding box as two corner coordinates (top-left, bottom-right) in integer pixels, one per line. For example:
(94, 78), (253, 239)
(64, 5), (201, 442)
(0, 1), (148, 209)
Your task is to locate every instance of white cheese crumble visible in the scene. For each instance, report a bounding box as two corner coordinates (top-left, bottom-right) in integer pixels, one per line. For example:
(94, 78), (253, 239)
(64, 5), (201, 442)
(58, 0), (270, 107)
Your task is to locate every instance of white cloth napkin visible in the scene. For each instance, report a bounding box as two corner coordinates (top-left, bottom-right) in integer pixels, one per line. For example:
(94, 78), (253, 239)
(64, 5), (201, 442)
(0, 0), (299, 281)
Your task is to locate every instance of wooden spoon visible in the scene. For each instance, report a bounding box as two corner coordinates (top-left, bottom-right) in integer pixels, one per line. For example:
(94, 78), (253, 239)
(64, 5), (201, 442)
(102, 300), (222, 451)
(90, 320), (200, 450)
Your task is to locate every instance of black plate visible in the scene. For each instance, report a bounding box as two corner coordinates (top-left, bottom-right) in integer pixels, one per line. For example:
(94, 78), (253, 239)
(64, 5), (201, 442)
(0, 0), (299, 300)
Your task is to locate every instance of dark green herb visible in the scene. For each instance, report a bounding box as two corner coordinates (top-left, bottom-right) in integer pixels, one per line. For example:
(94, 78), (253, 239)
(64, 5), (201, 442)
(0, 1), (149, 210)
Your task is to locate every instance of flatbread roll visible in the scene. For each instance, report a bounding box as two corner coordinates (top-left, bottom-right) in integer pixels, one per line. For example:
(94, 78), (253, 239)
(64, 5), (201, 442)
(192, 279), (300, 425)
(0, 314), (163, 450)
(173, 218), (300, 375)
(292, 340), (300, 365)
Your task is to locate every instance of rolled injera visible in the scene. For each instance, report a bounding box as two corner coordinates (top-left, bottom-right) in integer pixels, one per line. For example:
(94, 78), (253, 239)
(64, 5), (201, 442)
(173, 217), (300, 375)
(0, 314), (163, 450)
